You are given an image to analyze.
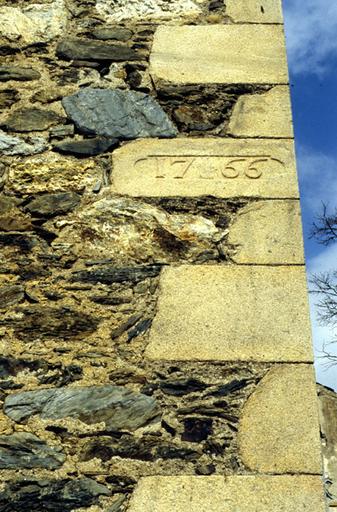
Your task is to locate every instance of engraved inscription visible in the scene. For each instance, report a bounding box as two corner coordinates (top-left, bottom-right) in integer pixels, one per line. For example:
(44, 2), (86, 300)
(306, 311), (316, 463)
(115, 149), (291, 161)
(134, 155), (285, 181)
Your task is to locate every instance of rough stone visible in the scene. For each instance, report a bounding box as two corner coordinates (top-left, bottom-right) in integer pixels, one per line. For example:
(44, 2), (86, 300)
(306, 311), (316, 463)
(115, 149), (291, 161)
(318, 385), (337, 506)
(0, 89), (19, 110)
(0, 65), (41, 81)
(228, 200), (304, 264)
(0, 478), (110, 512)
(0, 432), (65, 469)
(0, 0), (68, 44)
(95, 0), (202, 23)
(146, 266), (313, 362)
(4, 385), (159, 430)
(128, 476), (326, 512)
(111, 138), (299, 198)
(239, 365), (322, 474)
(56, 39), (139, 61)
(0, 130), (48, 156)
(4, 108), (64, 132)
(228, 86), (293, 138)
(0, 285), (24, 309)
(92, 26), (133, 41)
(62, 88), (177, 139)
(53, 137), (119, 156)
(71, 264), (162, 285)
(150, 25), (288, 85)
(7, 153), (99, 195)
(225, 0), (283, 23)
(25, 192), (81, 216)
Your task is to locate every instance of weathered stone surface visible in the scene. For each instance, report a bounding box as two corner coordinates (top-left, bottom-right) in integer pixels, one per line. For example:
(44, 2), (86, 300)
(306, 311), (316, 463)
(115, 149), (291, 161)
(4, 385), (159, 430)
(53, 137), (119, 156)
(0, 478), (110, 512)
(128, 476), (326, 512)
(25, 192), (81, 216)
(62, 88), (177, 139)
(146, 266), (313, 362)
(0, 432), (65, 469)
(0, 89), (19, 110)
(6, 306), (99, 341)
(0, 285), (24, 309)
(239, 365), (322, 474)
(111, 138), (299, 198)
(92, 26), (133, 41)
(71, 264), (162, 285)
(95, 0), (202, 22)
(228, 86), (293, 138)
(318, 385), (337, 506)
(0, 0), (68, 44)
(7, 153), (99, 195)
(4, 108), (64, 132)
(0, 130), (48, 156)
(56, 39), (139, 61)
(150, 25), (288, 85)
(0, 65), (41, 81)
(228, 200), (304, 264)
(225, 0), (283, 23)
(53, 195), (228, 262)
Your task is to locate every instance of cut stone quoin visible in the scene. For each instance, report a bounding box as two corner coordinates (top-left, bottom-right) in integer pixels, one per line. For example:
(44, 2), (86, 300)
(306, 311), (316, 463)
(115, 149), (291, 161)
(227, 86), (294, 138)
(225, 0), (284, 23)
(127, 476), (326, 512)
(111, 138), (299, 198)
(228, 200), (304, 264)
(238, 364), (323, 474)
(150, 25), (289, 85)
(146, 265), (313, 362)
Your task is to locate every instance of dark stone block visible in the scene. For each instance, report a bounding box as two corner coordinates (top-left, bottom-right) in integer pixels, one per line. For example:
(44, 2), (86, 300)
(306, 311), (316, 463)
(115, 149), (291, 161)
(25, 192), (81, 217)
(0, 478), (110, 511)
(4, 108), (64, 132)
(0, 66), (41, 82)
(53, 137), (119, 156)
(92, 27), (133, 41)
(71, 264), (162, 285)
(4, 384), (159, 430)
(62, 88), (177, 139)
(56, 39), (139, 61)
(0, 432), (65, 469)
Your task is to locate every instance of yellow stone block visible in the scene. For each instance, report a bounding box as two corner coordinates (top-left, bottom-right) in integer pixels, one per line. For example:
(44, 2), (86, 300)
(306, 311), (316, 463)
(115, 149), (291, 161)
(111, 138), (299, 198)
(146, 265), (313, 362)
(226, 0), (283, 23)
(128, 475), (326, 512)
(150, 25), (288, 85)
(239, 364), (323, 474)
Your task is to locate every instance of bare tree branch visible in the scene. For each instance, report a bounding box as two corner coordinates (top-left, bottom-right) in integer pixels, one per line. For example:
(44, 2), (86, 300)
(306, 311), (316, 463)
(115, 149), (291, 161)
(310, 202), (337, 246)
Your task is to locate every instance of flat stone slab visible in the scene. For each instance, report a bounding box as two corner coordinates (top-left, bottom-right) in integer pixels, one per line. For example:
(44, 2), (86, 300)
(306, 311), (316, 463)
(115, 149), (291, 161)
(225, 0), (283, 23)
(228, 86), (293, 138)
(150, 25), (288, 85)
(228, 200), (304, 264)
(145, 266), (313, 362)
(239, 364), (322, 474)
(128, 476), (326, 512)
(111, 138), (299, 198)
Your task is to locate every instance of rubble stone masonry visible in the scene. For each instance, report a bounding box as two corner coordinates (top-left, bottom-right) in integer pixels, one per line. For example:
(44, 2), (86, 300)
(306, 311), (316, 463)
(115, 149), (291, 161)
(0, 0), (327, 510)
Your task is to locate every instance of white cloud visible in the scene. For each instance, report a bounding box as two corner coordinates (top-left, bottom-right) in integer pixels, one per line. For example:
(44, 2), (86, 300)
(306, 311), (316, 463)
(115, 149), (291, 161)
(283, 0), (337, 75)
(308, 245), (337, 391)
(296, 145), (337, 217)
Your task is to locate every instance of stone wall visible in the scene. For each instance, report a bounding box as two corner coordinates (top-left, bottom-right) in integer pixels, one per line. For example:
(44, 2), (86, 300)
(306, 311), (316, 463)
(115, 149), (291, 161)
(0, 0), (327, 510)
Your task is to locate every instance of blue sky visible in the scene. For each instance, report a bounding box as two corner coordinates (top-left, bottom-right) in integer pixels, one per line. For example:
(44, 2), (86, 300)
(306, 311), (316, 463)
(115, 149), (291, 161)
(283, 0), (337, 389)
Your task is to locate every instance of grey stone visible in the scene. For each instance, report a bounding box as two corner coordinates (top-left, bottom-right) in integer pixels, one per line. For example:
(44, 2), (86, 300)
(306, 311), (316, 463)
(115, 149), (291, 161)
(0, 65), (41, 81)
(53, 137), (119, 156)
(56, 39), (139, 61)
(0, 478), (110, 512)
(0, 285), (24, 309)
(4, 384), (159, 430)
(4, 108), (64, 132)
(25, 192), (81, 216)
(0, 432), (65, 469)
(92, 26), (133, 41)
(0, 130), (48, 155)
(62, 88), (177, 139)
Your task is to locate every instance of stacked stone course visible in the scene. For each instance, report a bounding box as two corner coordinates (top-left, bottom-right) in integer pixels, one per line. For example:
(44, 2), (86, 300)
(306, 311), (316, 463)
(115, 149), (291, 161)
(0, 0), (327, 510)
